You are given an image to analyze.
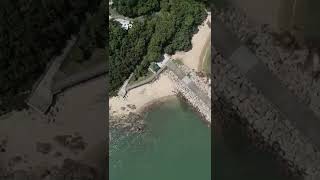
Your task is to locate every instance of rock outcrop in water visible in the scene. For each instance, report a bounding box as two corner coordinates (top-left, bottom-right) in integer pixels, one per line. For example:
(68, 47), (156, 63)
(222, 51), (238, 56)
(166, 66), (211, 124)
(110, 112), (145, 133)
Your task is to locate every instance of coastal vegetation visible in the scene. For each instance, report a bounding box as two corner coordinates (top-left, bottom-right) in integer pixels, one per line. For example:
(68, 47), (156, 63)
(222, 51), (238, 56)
(112, 0), (160, 18)
(127, 71), (154, 87)
(109, 0), (207, 95)
(60, 0), (107, 75)
(0, 0), (105, 114)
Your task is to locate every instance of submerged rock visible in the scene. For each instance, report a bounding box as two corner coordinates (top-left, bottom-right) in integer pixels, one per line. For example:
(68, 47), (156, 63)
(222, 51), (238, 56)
(36, 142), (52, 154)
(110, 112), (145, 133)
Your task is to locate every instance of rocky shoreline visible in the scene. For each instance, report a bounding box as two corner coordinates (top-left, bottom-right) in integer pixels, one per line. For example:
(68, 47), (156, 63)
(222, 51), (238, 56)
(109, 66), (212, 133)
(212, 46), (318, 179)
(177, 92), (211, 127)
(109, 112), (145, 135)
(213, 96), (305, 179)
(109, 95), (179, 136)
(167, 67), (211, 124)
(212, 36), (320, 180)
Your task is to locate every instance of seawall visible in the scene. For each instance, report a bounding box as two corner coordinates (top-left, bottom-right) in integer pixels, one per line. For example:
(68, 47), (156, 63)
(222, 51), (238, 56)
(212, 40), (320, 180)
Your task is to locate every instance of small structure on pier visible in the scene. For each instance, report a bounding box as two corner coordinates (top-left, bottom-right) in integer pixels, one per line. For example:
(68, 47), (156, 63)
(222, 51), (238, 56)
(114, 18), (133, 30)
(156, 54), (170, 68)
(148, 62), (160, 74)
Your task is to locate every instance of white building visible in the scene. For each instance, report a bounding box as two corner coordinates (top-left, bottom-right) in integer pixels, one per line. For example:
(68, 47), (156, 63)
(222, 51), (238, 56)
(114, 18), (133, 30)
(156, 54), (171, 68)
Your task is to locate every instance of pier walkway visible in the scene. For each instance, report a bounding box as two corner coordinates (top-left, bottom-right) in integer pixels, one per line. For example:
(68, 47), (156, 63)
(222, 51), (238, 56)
(167, 61), (211, 108)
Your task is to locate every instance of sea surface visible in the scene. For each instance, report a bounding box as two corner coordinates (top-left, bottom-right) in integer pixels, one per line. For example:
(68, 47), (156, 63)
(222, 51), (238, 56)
(109, 98), (211, 180)
(109, 98), (295, 180)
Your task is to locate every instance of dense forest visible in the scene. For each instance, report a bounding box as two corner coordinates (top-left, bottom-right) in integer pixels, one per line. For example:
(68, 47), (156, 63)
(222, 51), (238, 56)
(71, 0), (107, 63)
(112, 0), (160, 17)
(109, 0), (207, 95)
(0, 0), (104, 114)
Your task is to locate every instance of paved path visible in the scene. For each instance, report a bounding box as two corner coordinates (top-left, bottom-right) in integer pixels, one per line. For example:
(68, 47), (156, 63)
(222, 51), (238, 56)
(27, 35), (107, 114)
(126, 64), (167, 92)
(117, 73), (133, 97)
(27, 37), (77, 113)
(213, 19), (320, 149)
(167, 61), (211, 107)
(52, 62), (107, 94)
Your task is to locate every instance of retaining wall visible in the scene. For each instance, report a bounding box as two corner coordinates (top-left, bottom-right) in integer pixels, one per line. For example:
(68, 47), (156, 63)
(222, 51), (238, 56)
(212, 46), (320, 179)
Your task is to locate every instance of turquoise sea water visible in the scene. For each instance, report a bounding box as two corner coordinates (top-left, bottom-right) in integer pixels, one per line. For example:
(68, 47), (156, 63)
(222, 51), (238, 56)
(109, 98), (211, 180)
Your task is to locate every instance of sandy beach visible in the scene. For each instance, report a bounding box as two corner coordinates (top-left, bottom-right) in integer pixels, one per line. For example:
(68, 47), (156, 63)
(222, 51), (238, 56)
(109, 13), (211, 117)
(109, 73), (176, 117)
(172, 14), (211, 71)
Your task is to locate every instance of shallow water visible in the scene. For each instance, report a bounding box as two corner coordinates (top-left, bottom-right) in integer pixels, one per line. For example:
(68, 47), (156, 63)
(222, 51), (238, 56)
(109, 98), (211, 180)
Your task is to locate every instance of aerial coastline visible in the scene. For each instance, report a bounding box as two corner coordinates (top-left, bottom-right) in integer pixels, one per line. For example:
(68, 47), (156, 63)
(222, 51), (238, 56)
(109, 1), (211, 179)
(109, 13), (212, 125)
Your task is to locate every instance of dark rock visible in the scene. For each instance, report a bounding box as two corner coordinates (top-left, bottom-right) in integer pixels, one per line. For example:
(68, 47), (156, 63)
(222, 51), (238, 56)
(69, 136), (87, 151)
(54, 134), (87, 152)
(126, 104), (136, 110)
(54, 135), (72, 146)
(36, 142), (52, 154)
